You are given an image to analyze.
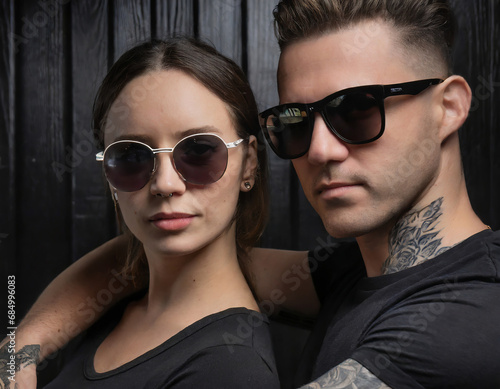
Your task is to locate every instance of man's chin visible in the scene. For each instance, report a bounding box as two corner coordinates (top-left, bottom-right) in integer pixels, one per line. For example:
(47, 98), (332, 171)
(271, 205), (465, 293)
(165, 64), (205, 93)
(322, 222), (360, 239)
(320, 213), (377, 239)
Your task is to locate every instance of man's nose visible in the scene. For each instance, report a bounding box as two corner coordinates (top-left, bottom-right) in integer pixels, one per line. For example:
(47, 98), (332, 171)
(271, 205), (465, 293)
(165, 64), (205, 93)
(306, 113), (349, 165)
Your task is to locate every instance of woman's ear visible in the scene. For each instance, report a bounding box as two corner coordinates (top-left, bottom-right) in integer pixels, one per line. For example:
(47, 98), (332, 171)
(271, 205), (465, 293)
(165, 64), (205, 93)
(438, 75), (472, 142)
(241, 135), (258, 191)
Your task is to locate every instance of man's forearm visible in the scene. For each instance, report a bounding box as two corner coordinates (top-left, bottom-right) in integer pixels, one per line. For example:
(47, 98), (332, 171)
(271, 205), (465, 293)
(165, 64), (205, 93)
(10, 235), (133, 361)
(0, 335), (39, 388)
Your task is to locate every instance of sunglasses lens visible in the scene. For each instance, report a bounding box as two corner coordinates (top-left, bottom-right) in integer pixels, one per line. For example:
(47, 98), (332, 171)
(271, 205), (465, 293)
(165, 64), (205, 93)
(261, 92), (383, 158)
(173, 135), (228, 185)
(262, 105), (312, 159)
(324, 92), (381, 143)
(103, 142), (154, 192)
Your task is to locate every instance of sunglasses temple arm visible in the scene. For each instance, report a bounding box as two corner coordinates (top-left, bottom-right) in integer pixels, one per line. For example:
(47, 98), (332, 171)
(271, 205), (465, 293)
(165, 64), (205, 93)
(226, 138), (245, 148)
(383, 79), (444, 98)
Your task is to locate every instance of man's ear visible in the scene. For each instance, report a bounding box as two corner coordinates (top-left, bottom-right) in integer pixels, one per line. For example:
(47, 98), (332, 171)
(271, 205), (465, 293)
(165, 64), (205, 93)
(438, 75), (472, 142)
(241, 135), (258, 190)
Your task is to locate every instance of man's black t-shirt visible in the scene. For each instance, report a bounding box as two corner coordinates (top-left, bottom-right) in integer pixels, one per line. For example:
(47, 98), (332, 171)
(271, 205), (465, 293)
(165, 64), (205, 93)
(298, 230), (500, 388)
(43, 299), (279, 388)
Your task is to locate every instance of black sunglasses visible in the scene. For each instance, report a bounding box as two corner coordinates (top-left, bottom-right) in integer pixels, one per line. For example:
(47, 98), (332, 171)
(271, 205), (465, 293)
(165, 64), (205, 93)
(96, 134), (245, 192)
(259, 78), (444, 159)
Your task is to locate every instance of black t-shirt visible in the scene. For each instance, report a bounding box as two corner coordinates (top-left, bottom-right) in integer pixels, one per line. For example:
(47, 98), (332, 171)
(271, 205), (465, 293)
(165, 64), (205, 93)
(297, 230), (500, 388)
(43, 297), (279, 388)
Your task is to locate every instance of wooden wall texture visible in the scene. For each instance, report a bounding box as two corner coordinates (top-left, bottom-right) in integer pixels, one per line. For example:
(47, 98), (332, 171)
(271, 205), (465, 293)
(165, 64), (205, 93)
(0, 0), (498, 387)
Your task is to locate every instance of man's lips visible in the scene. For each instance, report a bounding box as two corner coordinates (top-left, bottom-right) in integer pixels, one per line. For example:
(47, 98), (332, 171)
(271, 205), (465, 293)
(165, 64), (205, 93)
(149, 213), (195, 231)
(316, 182), (362, 198)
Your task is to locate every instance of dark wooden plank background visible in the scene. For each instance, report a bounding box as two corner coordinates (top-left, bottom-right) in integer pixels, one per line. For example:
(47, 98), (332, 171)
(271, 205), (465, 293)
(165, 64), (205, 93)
(1, 1), (498, 387)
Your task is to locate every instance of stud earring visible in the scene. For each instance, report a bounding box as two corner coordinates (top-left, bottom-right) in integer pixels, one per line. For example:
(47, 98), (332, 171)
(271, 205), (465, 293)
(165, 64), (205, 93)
(244, 182), (252, 190)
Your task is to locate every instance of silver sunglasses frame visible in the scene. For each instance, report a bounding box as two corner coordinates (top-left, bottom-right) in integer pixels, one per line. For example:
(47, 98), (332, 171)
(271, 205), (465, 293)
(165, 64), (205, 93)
(95, 133), (245, 187)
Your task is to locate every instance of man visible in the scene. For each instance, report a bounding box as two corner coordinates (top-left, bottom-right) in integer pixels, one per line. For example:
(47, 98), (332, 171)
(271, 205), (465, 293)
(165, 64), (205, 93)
(3, 0), (499, 388)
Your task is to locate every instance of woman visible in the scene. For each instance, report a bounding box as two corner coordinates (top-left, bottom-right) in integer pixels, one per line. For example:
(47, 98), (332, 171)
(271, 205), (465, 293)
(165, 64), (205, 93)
(43, 37), (279, 388)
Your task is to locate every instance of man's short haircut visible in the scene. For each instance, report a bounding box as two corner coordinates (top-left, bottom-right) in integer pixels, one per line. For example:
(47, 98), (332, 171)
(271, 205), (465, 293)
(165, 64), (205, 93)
(273, 0), (455, 76)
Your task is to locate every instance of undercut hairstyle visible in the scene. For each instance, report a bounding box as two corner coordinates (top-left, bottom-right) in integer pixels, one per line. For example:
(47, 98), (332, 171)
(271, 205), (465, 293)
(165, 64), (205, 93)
(92, 37), (269, 290)
(273, 0), (455, 76)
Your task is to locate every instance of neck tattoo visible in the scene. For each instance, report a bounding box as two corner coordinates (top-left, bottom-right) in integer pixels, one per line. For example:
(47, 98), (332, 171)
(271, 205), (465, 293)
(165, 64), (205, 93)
(382, 197), (452, 275)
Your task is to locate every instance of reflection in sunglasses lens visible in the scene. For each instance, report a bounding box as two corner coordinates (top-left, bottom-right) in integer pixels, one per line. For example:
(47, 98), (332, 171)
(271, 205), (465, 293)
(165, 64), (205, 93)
(267, 106), (312, 159)
(104, 143), (154, 191)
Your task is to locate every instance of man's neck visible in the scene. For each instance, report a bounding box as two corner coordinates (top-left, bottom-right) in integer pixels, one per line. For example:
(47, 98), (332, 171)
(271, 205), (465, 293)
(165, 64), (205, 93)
(381, 197), (452, 274)
(358, 192), (488, 277)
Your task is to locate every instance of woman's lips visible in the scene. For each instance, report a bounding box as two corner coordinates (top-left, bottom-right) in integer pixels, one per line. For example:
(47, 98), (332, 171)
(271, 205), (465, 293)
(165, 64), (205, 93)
(149, 213), (195, 231)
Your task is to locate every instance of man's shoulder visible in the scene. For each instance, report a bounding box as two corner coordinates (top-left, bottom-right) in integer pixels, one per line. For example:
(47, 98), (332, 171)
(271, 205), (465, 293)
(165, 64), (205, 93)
(441, 229), (500, 278)
(482, 228), (500, 264)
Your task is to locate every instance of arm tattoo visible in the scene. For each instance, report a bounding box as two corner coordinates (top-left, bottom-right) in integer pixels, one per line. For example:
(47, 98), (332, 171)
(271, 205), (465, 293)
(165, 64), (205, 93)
(15, 345), (40, 369)
(300, 359), (391, 388)
(382, 197), (453, 274)
(0, 338), (40, 388)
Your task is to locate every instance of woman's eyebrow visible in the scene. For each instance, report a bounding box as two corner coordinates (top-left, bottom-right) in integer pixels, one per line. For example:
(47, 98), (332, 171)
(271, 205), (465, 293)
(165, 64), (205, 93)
(177, 126), (222, 137)
(110, 134), (155, 144)
(107, 126), (223, 145)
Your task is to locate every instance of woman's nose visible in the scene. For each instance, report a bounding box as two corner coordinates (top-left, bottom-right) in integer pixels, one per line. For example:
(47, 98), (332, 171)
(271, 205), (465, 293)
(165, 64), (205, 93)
(149, 154), (186, 197)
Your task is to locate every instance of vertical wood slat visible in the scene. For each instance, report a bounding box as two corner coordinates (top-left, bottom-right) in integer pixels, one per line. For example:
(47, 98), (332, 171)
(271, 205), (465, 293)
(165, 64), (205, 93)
(0, 0), (15, 261)
(452, 0), (500, 230)
(15, 1), (72, 318)
(0, 0), (15, 332)
(488, 1), (500, 229)
(198, 0), (243, 66)
(155, 0), (195, 38)
(246, 0), (295, 249)
(71, 1), (114, 261)
(113, 0), (152, 59)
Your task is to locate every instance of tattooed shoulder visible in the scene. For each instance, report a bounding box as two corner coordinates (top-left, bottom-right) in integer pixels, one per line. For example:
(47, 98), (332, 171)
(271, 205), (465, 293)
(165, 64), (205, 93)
(300, 359), (391, 388)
